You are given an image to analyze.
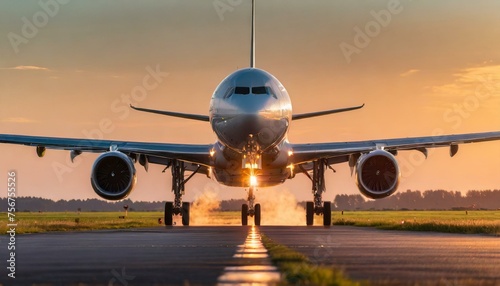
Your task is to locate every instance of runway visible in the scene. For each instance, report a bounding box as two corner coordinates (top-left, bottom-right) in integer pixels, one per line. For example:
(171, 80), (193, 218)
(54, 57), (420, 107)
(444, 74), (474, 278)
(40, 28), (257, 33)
(262, 226), (500, 285)
(1, 226), (499, 285)
(3, 227), (254, 285)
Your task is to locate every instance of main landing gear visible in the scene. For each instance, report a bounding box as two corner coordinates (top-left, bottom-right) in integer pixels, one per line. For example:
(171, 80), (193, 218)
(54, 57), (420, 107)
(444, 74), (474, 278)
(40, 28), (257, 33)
(302, 159), (332, 226)
(241, 186), (261, 226)
(164, 160), (200, 226)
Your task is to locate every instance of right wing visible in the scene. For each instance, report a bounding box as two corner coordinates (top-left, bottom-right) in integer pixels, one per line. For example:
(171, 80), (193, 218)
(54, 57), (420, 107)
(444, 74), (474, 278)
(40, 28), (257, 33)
(292, 104), (364, 120)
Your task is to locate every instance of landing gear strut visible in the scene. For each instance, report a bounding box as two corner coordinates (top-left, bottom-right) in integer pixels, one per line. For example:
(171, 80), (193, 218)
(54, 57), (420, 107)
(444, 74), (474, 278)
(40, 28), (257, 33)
(241, 186), (261, 226)
(164, 160), (199, 226)
(303, 159), (332, 226)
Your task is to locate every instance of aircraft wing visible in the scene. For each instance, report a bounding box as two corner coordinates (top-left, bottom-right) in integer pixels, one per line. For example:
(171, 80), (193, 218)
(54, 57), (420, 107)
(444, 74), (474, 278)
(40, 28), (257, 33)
(290, 131), (500, 165)
(130, 105), (209, 122)
(292, 104), (364, 120)
(0, 134), (212, 167)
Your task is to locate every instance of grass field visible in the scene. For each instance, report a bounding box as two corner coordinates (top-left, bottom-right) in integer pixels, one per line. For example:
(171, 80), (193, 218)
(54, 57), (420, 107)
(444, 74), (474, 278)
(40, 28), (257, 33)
(1, 210), (499, 235)
(332, 210), (500, 235)
(1, 211), (162, 234)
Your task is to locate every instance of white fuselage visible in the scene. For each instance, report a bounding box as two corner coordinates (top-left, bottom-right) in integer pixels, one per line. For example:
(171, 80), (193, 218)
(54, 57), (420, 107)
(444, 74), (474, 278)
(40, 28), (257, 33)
(209, 68), (294, 187)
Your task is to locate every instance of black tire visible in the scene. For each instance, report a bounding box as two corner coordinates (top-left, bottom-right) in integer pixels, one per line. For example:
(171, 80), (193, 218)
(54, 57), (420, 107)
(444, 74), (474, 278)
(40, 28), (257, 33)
(254, 204), (261, 226)
(306, 201), (314, 226)
(182, 202), (190, 226)
(241, 204), (248, 226)
(165, 202), (173, 226)
(323, 201), (332, 226)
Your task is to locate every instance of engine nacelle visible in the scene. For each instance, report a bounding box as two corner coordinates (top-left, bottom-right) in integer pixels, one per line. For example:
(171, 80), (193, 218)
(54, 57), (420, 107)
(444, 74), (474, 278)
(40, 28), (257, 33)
(91, 151), (137, 201)
(355, 150), (400, 199)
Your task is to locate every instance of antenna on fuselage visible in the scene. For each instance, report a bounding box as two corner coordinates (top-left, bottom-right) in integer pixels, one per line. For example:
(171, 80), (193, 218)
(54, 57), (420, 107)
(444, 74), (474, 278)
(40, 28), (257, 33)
(250, 0), (255, 68)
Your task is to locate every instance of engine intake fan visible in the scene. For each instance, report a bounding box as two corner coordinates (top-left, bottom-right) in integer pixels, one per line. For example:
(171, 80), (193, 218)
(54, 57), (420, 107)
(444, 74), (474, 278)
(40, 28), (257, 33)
(91, 151), (137, 200)
(355, 150), (400, 199)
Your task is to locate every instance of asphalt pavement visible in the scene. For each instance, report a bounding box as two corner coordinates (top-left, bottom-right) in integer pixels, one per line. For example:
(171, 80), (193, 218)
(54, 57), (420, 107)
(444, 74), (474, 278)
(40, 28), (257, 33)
(261, 226), (500, 285)
(1, 226), (499, 285)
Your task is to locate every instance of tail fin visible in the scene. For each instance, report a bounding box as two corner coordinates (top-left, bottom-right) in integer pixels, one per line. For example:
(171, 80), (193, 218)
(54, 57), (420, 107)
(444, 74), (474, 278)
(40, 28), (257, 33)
(250, 0), (255, 68)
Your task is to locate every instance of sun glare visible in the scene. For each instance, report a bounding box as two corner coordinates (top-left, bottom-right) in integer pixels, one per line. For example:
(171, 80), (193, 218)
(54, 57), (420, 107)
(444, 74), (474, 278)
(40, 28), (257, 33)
(250, 175), (258, 187)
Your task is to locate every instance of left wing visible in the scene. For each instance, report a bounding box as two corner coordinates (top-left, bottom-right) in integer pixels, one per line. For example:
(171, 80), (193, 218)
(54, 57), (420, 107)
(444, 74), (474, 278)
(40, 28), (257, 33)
(291, 131), (500, 165)
(0, 134), (212, 167)
(130, 105), (210, 122)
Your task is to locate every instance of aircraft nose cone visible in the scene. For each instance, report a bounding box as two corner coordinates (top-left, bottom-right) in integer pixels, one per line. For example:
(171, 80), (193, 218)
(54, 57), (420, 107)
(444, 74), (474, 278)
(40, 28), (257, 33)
(236, 95), (273, 114)
(212, 113), (288, 151)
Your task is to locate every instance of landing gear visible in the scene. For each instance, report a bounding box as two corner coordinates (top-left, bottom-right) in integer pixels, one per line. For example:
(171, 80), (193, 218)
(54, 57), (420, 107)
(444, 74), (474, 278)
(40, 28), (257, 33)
(302, 159), (332, 226)
(306, 201), (314, 226)
(241, 186), (261, 226)
(164, 160), (200, 226)
(182, 202), (190, 226)
(323, 201), (331, 226)
(165, 202), (174, 226)
(254, 203), (261, 226)
(242, 204), (248, 226)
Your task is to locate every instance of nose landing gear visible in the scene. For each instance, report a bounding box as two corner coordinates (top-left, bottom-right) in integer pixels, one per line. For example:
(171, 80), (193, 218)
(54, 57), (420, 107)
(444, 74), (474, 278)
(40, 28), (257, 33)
(241, 186), (261, 226)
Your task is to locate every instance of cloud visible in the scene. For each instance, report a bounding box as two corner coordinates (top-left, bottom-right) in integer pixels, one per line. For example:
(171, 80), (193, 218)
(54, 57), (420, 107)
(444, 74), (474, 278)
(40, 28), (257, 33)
(430, 64), (500, 97)
(2, 65), (50, 71)
(1, 117), (36, 123)
(400, 69), (420, 77)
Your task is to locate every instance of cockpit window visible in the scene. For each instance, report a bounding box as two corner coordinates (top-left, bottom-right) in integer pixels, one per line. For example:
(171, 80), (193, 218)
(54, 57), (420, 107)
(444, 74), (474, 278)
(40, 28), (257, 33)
(228, 86), (277, 99)
(223, 87), (235, 99)
(253, 86), (278, 99)
(234, 86), (250, 95)
(252, 86), (267, 94)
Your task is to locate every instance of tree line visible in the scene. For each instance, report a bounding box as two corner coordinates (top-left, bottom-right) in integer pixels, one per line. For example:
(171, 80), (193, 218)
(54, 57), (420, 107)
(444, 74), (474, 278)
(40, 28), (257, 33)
(0, 197), (248, 212)
(0, 190), (498, 212)
(333, 189), (500, 211)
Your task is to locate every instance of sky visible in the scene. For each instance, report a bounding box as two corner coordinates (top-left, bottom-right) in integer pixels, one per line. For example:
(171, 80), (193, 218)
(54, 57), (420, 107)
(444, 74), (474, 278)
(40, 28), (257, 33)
(1, 0), (500, 203)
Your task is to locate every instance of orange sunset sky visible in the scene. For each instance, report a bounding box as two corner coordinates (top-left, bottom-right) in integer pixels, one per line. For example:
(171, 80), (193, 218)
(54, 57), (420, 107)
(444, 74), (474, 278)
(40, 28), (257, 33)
(1, 0), (500, 202)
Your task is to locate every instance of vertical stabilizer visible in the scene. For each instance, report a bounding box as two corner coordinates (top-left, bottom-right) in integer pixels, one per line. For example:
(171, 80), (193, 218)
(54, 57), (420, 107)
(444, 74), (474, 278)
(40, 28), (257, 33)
(250, 0), (255, 68)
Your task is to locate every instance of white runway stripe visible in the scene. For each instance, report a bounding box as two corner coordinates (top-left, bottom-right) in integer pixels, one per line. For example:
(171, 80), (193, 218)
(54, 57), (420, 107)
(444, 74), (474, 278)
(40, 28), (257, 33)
(217, 226), (280, 285)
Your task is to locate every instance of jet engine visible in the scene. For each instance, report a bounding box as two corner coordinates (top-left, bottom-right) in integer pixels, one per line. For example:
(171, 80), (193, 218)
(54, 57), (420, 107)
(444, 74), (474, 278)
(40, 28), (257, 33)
(91, 151), (137, 200)
(355, 150), (400, 199)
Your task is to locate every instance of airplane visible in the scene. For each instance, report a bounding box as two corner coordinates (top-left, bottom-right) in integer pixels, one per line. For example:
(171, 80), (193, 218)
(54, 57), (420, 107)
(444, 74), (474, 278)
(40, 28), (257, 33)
(2, 0), (500, 226)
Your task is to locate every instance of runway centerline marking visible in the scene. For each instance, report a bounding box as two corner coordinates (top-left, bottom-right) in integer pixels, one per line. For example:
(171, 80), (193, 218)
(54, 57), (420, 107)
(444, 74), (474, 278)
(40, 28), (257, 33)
(217, 225), (280, 285)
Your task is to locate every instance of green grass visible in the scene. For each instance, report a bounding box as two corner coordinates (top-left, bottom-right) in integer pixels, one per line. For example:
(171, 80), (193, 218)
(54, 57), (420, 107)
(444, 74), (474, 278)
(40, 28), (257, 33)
(2, 210), (499, 235)
(332, 211), (500, 235)
(261, 234), (363, 286)
(0, 211), (163, 234)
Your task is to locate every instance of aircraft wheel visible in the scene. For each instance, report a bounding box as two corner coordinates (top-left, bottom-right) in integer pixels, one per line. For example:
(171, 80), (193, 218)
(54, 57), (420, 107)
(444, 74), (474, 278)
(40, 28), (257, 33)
(182, 202), (190, 226)
(306, 201), (314, 226)
(241, 204), (248, 226)
(165, 202), (174, 226)
(323, 201), (331, 226)
(254, 203), (261, 226)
